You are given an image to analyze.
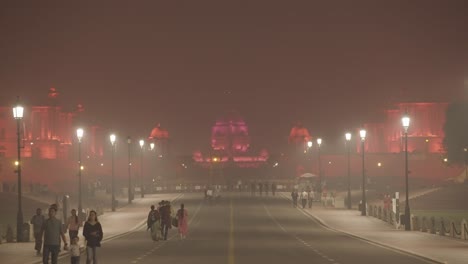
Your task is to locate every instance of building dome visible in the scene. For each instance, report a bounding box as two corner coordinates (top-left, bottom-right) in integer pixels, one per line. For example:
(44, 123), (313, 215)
(149, 124), (169, 139)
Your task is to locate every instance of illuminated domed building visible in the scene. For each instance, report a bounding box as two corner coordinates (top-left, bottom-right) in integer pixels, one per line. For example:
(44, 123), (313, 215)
(148, 124), (170, 157)
(193, 111), (268, 182)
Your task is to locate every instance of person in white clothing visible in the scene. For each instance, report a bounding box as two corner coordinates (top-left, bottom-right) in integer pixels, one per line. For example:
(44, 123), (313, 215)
(300, 191), (308, 209)
(70, 236), (80, 264)
(308, 190), (315, 208)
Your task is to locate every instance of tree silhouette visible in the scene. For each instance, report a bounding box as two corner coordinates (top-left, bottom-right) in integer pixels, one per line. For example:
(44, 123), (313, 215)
(443, 102), (468, 165)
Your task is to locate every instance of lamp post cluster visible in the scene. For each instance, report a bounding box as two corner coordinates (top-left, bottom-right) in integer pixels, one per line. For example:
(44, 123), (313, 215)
(307, 138), (324, 193)
(342, 114), (411, 228)
(10, 93), (414, 241)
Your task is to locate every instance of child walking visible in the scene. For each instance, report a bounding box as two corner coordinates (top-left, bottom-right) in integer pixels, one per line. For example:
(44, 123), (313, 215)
(70, 236), (81, 264)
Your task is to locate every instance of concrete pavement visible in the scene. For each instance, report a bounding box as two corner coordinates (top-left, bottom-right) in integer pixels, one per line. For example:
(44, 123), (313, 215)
(0, 193), (183, 264)
(48, 192), (447, 264)
(280, 192), (468, 264)
(3, 191), (466, 264)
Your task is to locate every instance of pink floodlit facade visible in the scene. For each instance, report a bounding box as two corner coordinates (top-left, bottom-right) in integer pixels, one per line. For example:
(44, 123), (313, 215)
(361, 102), (448, 154)
(0, 88), (106, 191)
(194, 111), (268, 168)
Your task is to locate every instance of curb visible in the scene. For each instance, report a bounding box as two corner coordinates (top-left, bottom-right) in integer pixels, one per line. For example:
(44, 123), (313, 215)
(26, 193), (184, 264)
(278, 193), (445, 264)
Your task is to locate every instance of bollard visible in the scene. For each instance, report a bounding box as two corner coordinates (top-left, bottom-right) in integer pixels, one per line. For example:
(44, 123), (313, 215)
(6, 225), (13, 242)
(412, 215), (419, 231)
(439, 217), (446, 236)
(430, 216), (436, 234)
(421, 216), (427, 232)
(462, 219), (467, 240)
(450, 221), (457, 238)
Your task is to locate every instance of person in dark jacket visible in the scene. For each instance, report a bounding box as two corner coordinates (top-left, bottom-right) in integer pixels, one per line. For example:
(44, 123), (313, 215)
(83, 210), (103, 264)
(160, 201), (172, 240)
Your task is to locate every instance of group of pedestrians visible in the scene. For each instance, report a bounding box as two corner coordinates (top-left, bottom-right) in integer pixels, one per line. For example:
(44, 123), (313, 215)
(250, 182), (277, 196)
(147, 200), (188, 242)
(31, 205), (103, 264)
(291, 189), (315, 209)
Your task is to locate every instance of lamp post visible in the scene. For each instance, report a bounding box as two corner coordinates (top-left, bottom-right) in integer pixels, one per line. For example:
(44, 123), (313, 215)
(110, 134), (116, 212)
(211, 157), (219, 186)
(402, 115), (411, 230)
(150, 143), (155, 191)
(317, 138), (322, 193)
(12, 98), (24, 242)
(76, 128), (84, 214)
(360, 129), (367, 216)
(464, 148), (468, 182)
(127, 136), (132, 204)
(139, 139), (145, 198)
(345, 132), (352, 209)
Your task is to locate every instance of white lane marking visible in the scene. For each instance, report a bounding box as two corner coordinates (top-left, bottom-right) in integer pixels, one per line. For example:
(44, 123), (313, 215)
(133, 196), (205, 263)
(264, 202), (344, 264)
(278, 192), (443, 264)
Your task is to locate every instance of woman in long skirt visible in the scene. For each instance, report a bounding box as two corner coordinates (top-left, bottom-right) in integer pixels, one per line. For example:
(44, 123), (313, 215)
(177, 204), (188, 240)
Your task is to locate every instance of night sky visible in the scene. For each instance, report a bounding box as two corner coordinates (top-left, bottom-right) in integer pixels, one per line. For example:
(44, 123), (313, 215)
(1, 1), (467, 154)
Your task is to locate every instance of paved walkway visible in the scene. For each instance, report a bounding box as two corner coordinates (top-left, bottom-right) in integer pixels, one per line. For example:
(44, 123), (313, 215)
(0, 193), (184, 264)
(281, 192), (468, 264)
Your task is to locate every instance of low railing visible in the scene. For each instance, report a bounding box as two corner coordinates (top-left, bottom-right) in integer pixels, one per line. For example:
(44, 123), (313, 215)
(368, 205), (467, 241)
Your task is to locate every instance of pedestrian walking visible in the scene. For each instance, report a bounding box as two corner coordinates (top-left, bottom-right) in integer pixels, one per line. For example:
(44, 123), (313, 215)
(271, 183), (277, 196)
(308, 190), (315, 208)
(291, 190), (298, 207)
(147, 205), (161, 241)
(177, 204), (188, 240)
(251, 182), (256, 196)
(264, 182), (269, 196)
(160, 201), (172, 240)
(42, 206), (68, 264)
(83, 210), (103, 264)
(31, 208), (45, 256)
(259, 183), (263, 196)
(69, 236), (81, 264)
(66, 209), (82, 241)
(300, 190), (308, 209)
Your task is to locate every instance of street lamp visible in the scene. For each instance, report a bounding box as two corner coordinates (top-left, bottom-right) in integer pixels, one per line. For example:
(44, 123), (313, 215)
(110, 134), (116, 212)
(317, 138), (323, 193)
(359, 129), (367, 216)
(127, 136), (132, 204)
(464, 148), (468, 182)
(139, 139), (145, 198)
(345, 132), (352, 209)
(76, 128), (84, 215)
(12, 98), (24, 242)
(402, 114), (411, 230)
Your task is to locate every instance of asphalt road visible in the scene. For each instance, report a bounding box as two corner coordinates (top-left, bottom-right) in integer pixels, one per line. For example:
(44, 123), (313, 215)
(57, 192), (438, 264)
